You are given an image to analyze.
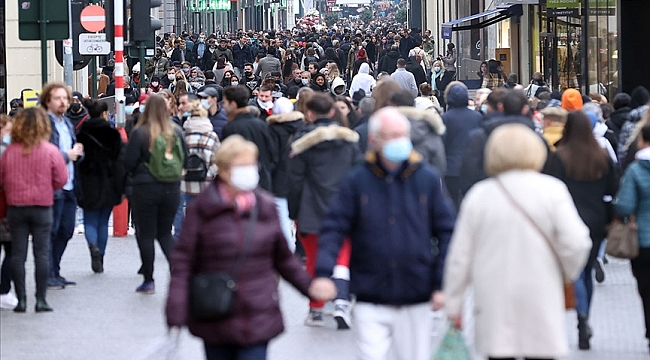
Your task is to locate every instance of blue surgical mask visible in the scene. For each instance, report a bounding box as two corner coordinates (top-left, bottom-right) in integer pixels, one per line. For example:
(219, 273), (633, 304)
(139, 105), (146, 113)
(480, 104), (488, 113)
(201, 99), (211, 110)
(434, 67), (441, 73)
(382, 138), (412, 163)
(2, 134), (10, 145)
(125, 105), (136, 115)
(182, 111), (191, 119)
(231, 81), (239, 86)
(301, 79), (310, 85)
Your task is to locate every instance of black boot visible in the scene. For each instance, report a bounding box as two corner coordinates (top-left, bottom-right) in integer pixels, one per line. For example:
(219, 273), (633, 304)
(14, 295), (27, 313)
(99, 254), (104, 273)
(578, 314), (592, 350)
(90, 244), (102, 273)
(35, 298), (53, 312)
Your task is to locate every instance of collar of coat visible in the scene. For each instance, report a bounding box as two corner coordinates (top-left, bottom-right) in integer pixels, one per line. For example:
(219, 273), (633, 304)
(397, 106), (446, 136)
(228, 107), (254, 122)
(365, 150), (423, 179)
(290, 124), (359, 156)
(267, 111), (304, 124)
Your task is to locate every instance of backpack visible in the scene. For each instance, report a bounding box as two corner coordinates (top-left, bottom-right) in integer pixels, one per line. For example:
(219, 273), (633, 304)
(184, 154), (208, 182)
(145, 133), (185, 182)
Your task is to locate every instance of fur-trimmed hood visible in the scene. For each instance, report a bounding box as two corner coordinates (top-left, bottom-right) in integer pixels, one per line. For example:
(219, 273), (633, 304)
(267, 111), (304, 124)
(291, 124), (359, 156)
(397, 106), (446, 136)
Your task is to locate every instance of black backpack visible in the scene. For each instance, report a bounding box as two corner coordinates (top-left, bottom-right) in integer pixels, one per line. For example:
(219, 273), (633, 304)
(184, 154), (208, 182)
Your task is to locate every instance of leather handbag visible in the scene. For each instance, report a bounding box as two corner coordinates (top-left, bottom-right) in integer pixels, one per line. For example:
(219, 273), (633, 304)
(606, 219), (639, 259)
(189, 198), (259, 321)
(495, 178), (576, 310)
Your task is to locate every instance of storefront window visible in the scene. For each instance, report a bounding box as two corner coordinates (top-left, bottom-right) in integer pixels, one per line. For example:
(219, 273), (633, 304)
(586, 0), (618, 96)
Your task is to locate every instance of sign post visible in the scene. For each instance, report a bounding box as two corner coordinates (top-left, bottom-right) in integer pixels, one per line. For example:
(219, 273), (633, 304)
(79, 34), (111, 55)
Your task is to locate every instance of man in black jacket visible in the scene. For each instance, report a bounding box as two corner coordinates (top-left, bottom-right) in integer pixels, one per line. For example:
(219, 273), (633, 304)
(221, 85), (278, 192)
(287, 93), (362, 329)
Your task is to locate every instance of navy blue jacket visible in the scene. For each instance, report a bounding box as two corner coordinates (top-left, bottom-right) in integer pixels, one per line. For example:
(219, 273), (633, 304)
(442, 85), (482, 177)
(316, 151), (456, 305)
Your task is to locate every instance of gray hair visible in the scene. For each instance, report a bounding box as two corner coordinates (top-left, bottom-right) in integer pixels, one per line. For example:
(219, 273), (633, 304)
(358, 98), (375, 116)
(368, 107), (411, 139)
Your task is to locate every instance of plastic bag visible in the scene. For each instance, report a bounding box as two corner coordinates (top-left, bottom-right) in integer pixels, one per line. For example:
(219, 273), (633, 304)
(137, 331), (181, 360)
(432, 327), (471, 360)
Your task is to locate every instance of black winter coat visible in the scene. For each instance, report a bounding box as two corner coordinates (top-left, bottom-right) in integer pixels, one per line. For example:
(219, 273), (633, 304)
(267, 111), (305, 198)
(405, 56), (427, 86)
(378, 50), (400, 74)
(221, 109), (279, 192)
(76, 118), (125, 210)
(287, 119), (362, 234)
(606, 107), (631, 137)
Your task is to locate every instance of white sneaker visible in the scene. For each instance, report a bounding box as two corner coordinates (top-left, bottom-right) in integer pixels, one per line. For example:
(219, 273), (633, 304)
(0, 292), (19, 310)
(333, 300), (351, 330)
(304, 309), (325, 327)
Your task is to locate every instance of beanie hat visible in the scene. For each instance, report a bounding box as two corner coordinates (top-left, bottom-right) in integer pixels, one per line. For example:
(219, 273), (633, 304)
(561, 89), (583, 111)
(273, 97), (295, 115)
(586, 112), (599, 129)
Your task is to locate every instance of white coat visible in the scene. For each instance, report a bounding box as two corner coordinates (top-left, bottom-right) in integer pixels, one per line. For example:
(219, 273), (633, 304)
(444, 170), (591, 359)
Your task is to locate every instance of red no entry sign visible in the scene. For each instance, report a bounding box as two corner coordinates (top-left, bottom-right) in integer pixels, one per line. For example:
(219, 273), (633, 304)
(80, 5), (106, 33)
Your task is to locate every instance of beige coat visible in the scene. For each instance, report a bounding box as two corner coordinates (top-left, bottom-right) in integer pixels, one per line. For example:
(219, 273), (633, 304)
(444, 170), (591, 358)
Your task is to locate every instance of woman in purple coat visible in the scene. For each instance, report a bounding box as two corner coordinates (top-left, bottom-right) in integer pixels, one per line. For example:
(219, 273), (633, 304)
(166, 135), (330, 360)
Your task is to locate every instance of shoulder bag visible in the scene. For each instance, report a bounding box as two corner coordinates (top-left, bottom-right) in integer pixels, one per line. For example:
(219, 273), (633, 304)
(606, 215), (638, 259)
(189, 197), (259, 321)
(495, 178), (576, 310)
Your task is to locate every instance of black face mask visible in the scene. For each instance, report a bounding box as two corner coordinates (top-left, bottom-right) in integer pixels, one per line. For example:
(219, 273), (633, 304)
(245, 71), (253, 77)
(70, 103), (82, 113)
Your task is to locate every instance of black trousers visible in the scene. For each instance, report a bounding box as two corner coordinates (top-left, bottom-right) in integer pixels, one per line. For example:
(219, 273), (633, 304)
(131, 182), (180, 282)
(631, 247), (650, 339)
(0, 241), (13, 294)
(444, 175), (462, 210)
(7, 206), (52, 298)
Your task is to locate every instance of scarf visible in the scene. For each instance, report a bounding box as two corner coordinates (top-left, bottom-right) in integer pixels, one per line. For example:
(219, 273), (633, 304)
(636, 147), (650, 160)
(183, 116), (214, 133)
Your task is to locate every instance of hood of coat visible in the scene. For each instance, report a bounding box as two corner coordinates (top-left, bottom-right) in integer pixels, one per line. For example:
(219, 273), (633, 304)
(386, 50), (400, 59)
(629, 105), (649, 124)
(445, 84), (469, 109)
(330, 77), (346, 95)
(184, 116), (214, 133)
(592, 121), (609, 138)
(630, 86), (650, 109)
(397, 107), (446, 140)
(291, 124), (359, 156)
(609, 107), (631, 129)
(406, 56), (420, 67)
(359, 62), (370, 75)
(267, 111), (304, 124)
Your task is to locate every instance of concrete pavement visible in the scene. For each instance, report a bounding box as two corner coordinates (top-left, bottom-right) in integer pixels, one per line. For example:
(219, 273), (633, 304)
(1, 233), (648, 360)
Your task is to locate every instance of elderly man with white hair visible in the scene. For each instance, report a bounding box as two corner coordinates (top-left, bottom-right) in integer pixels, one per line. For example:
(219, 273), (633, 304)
(309, 107), (456, 360)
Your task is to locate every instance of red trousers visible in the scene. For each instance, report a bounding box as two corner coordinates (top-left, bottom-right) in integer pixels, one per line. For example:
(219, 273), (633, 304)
(298, 232), (351, 309)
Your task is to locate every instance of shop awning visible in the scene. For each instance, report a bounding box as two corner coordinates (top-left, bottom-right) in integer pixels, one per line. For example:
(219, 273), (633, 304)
(441, 4), (523, 39)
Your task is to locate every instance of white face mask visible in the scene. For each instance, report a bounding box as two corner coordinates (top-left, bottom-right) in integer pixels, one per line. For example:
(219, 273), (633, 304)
(230, 165), (259, 191)
(301, 79), (310, 85)
(257, 98), (273, 110)
(168, 74), (175, 80)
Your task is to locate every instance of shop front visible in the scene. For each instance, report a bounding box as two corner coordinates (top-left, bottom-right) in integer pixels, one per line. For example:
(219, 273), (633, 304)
(185, 0), (233, 33)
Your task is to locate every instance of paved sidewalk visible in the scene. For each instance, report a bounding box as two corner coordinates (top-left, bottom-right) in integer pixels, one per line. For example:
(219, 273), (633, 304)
(1, 234), (648, 360)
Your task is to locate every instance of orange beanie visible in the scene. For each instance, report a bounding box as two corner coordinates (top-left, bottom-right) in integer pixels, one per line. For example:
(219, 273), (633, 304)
(561, 89), (583, 111)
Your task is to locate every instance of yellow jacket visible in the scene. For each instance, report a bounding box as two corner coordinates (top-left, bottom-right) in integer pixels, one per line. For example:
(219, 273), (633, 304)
(543, 125), (564, 151)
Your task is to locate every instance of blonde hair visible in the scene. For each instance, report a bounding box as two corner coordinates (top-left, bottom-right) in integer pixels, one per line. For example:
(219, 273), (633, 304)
(189, 99), (208, 118)
(214, 135), (258, 171)
(135, 94), (175, 152)
(11, 107), (52, 155)
(485, 124), (547, 176)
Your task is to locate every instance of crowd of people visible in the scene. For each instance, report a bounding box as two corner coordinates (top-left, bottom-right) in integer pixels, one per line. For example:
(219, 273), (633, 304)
(1, 20), (650, 360)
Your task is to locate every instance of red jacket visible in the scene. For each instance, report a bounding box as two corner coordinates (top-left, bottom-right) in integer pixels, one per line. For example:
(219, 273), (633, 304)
(166, 181), (312, 345)
(0, 141), (68, 206)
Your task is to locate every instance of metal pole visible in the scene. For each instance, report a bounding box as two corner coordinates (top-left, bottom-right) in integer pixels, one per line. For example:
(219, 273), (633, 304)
(91, 0), (98, 98)
(138, 42), (146, 92)
(582, 0), (589, 94)
(40, 0), (48, 84)
(63, 1), (74, 88)
(114, 0), (126, 128)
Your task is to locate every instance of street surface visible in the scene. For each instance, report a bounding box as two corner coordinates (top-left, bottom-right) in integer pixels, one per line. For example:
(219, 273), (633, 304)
(1, 233), (648, 360)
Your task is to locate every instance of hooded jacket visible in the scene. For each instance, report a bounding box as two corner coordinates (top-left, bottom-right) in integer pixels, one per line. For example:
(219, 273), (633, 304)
(378, 49), (400, 74)
(441, 84), (483, 177)
(65, 106), (89, 133)
(287, 119), (362, 234)
(350, 63), (376, 97)
(397, 107), (447, 174)
(405, 56), (428, 86)
(76, 117), (125, 210)
(330, 76), (347, 96)
(616, 149), (650, 247)
(267, 111), (305, 197)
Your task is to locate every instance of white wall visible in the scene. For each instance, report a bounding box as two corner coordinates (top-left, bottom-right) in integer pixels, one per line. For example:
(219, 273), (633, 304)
(5, 0), (64, 101)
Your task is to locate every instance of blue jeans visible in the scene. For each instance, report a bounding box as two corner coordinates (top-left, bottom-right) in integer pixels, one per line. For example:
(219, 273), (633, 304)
(50, 190), (77, 278)
(204, 342), (267, 360)
(274, 197), (294, 252)
(575, 237), (602, 316)
(84, 207), (113, 255)
(173, 193), (197, 239)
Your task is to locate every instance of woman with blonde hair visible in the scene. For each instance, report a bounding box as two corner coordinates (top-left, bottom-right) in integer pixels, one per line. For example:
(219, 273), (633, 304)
(0, 108), (68, 312)
(166, 135), (324, 360)
(444, 124), (591, 360)
(327, 62), (341, 84)
(122, 94), (188, 294)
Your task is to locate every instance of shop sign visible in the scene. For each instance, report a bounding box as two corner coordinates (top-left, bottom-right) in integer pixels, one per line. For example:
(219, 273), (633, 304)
(547, 0), (580, 9)
(548, 8), (580, 17)
(588, 7), (615, 15)
(441, 26), (452, 40)
(588, 0), (615, 7)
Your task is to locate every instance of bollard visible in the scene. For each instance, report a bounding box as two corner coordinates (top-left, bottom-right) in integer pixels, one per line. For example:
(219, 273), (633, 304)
(113, 127), (129, 237)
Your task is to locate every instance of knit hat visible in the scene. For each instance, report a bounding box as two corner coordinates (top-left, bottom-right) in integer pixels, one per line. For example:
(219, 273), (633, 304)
(357, 49), (366, 59)
(561, 89), (583, 111)
(273, 97), (294, 115)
